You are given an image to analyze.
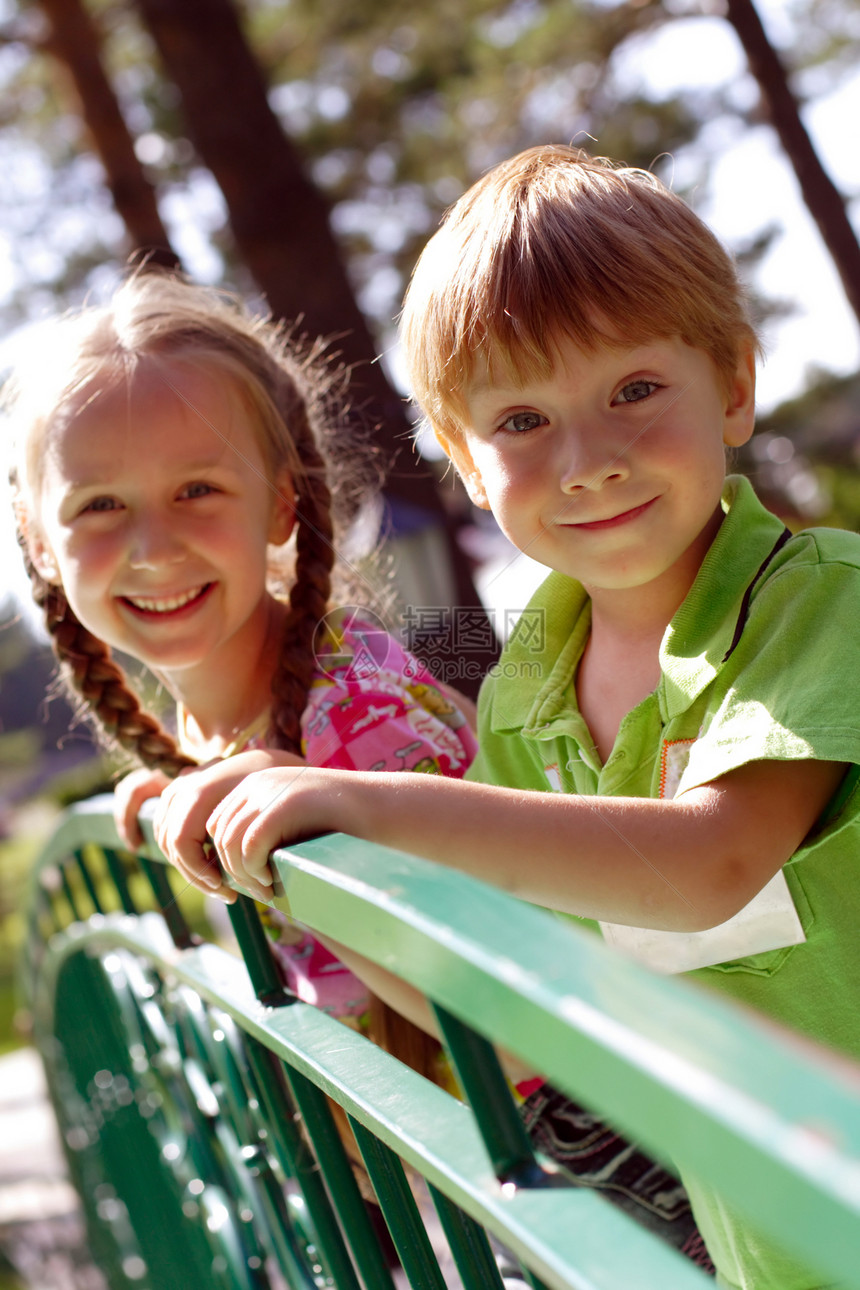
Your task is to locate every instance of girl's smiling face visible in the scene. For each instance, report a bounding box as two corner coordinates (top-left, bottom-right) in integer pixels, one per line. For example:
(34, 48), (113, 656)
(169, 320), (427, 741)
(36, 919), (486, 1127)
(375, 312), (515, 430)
(447, 334), (755, 617)
(31, 358), (295, 690)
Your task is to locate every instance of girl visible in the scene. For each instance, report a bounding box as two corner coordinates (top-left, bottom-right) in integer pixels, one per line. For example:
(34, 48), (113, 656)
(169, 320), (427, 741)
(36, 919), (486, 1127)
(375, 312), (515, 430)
(5, 269), (476, 1034)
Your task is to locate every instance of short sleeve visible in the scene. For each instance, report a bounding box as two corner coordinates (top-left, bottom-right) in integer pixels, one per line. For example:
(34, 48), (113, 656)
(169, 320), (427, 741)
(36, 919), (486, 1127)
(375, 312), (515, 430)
(680, 540), (860, 793)
(302, 617), (477, 777)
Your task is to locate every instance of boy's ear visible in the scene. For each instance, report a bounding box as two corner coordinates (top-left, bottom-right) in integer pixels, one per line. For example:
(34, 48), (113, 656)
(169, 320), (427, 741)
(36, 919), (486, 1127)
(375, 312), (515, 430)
(433, 430), (491, 510)
(267, 469), (297, 545)
(722, 348), (757, 448)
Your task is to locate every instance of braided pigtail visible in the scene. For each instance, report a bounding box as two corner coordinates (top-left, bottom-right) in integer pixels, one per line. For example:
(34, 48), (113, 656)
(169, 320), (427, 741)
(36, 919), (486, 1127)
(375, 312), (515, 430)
(267, 406), (334, 754)
(250, 333), (445, 1085)
(15, 521), (194, 778)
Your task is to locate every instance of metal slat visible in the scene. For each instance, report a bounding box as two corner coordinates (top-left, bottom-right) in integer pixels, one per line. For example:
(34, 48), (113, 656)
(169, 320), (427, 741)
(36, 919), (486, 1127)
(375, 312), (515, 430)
(349, 1118), (448, 1290)
(245, 1038), (366, 1290)
(103, 847), (139, 916)
(433, 1004), (553, 1188)
(137, 855), (195, 949)
(283, 1064), (397, 1290)
(427, 1184), (507, 1290)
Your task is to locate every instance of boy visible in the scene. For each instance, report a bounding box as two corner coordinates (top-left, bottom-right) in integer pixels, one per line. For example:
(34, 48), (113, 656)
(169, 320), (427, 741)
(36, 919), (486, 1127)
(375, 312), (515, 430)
(157, 146), (860, 1289)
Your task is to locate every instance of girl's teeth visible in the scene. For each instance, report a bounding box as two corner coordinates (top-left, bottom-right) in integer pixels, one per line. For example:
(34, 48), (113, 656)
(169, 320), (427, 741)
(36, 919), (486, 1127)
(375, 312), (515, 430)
(128, 586), (204, 613)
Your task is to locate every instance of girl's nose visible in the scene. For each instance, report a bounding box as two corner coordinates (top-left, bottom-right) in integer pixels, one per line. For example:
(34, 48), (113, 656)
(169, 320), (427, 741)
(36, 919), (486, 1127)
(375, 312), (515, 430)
(559, 425), (630, 494)
(127, 516), (186, 569)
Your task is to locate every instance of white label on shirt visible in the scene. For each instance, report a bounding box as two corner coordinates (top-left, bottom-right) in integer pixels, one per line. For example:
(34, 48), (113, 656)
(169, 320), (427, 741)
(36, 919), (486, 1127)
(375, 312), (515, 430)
(599, 869), (806, 974)
(660, 738), (696, 798)
(544, 764), (562, 792)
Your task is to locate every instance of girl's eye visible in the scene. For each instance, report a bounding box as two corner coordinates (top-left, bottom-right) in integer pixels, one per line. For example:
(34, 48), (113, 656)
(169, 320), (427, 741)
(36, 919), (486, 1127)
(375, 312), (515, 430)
(181, 481), (216, 499)
(614, 380), (659, 405)
(82, 496), (120, 514)
(498, 411), (547, 434)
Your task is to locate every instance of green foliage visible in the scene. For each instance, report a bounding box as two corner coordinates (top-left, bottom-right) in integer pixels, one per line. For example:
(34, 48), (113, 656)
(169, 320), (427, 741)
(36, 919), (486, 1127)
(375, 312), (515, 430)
(0, 1250), (25, 1288)
(785, 0), (860, 85)
(0, 0), (722, 335)
(0, 0), (857, 520)
(740, 368), (860, 530)
(243, 0), (707, 334)
(0, 727), (40, 771)
(0, 4), (127, 322)
(3, 0), (851, 367)
(815, 463), (860, 530)
(0, 824), (50, 1053)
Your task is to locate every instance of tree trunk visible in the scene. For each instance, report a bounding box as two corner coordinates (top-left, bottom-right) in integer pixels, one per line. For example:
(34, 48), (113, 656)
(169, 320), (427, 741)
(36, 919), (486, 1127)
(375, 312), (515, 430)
(131, 0), (497, 688)
(131, 0), (439, 510)
(38, 0), (179, 268)
(724, 0), (860, 329)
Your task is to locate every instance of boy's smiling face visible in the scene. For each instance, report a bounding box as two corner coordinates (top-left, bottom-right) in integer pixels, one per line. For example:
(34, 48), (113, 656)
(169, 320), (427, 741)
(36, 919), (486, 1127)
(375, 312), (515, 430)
(444, 333), (755, 614)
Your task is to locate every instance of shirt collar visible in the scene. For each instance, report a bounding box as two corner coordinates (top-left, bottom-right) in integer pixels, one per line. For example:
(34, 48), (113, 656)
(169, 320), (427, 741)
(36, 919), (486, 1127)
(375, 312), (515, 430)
(486, 572), (587, 736)
(486, 475), (787, 734)
(659, 474), (787, 716)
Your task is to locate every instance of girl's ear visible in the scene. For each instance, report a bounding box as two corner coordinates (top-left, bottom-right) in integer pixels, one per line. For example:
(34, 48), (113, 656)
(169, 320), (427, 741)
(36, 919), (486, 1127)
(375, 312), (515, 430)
(433, 430), (491, 510)
(267, 469), (297, 545)
(31, 543), (60, 583)
(723, 348), (757, 448)
(14, 500), (60, 583)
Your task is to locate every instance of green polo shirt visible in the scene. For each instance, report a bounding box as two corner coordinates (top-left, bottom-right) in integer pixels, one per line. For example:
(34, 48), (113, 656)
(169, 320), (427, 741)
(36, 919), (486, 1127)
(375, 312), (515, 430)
(467, 475), (860, 1289)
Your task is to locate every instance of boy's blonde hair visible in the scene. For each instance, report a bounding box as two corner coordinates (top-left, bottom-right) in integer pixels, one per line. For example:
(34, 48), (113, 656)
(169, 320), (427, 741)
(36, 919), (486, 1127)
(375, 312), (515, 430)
(5, 270), (365, 772)
(400, 144), (759, 441)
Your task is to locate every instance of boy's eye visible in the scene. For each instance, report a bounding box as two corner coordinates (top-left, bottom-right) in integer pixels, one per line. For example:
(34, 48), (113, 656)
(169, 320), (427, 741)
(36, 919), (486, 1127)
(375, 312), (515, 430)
(498, 411), (547, 434)
(614, 380), (659, 405)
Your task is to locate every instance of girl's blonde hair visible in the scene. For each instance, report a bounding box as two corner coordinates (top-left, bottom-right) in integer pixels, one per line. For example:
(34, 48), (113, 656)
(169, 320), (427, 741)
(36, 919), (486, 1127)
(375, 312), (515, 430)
(400, 144), (760, 442)
(6, 270), (366, 773)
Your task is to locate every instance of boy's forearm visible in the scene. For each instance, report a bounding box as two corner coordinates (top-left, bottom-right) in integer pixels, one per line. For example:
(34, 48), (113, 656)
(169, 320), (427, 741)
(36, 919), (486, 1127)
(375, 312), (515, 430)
(335, 757), (843, 932)
(202, 758), (842, 933)
(341, 771), (714, 930)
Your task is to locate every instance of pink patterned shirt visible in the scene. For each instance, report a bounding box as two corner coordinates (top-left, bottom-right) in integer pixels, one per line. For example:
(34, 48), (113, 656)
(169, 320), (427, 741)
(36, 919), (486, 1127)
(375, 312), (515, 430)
(200, 610), (478, 1019)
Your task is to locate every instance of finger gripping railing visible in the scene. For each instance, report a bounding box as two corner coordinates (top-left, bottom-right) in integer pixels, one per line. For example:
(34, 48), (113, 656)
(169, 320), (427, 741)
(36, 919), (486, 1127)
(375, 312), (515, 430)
(21, 794), (860, 1289)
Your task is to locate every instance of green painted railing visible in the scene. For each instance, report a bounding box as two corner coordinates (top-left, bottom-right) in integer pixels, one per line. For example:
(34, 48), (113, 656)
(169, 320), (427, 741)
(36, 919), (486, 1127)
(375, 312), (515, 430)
(21, 794), (860, 1289)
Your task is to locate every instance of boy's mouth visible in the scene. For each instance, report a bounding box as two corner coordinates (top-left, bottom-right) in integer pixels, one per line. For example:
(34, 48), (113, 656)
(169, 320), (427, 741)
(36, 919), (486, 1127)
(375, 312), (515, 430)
(564, 498), (657, 531)
(121, 584), (213, 615)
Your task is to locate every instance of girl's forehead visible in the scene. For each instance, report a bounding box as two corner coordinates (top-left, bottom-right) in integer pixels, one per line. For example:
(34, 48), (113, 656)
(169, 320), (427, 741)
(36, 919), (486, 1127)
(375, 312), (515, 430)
(64, 357), (234, 420)
(44, 361), (262, 478)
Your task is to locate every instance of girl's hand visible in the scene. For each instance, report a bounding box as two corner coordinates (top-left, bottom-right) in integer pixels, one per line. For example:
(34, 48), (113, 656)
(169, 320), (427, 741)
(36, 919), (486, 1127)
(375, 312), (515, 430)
(114, 767), (172, 848)
(207, 766), (358, 900)
(154, 750), (305, 900)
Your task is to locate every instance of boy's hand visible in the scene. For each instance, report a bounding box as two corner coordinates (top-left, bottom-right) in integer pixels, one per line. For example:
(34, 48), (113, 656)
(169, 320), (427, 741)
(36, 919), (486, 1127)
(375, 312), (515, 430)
(114, 766), (172, 848)
(153, 750), (305, 901)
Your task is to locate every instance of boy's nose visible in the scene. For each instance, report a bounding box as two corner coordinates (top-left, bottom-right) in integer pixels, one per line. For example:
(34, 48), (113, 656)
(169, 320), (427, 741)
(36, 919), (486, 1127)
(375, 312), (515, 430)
(127, 516), (185, 569)
(558, 427), (630, 494)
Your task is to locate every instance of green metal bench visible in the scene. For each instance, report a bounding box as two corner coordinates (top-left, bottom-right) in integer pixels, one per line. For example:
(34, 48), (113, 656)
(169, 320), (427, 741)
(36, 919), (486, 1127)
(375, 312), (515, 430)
(21, 794), (860, 1289)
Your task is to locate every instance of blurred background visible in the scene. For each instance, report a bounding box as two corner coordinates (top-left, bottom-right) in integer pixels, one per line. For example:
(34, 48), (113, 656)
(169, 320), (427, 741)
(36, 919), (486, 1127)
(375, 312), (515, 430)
(0, 4), (858, 1276)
